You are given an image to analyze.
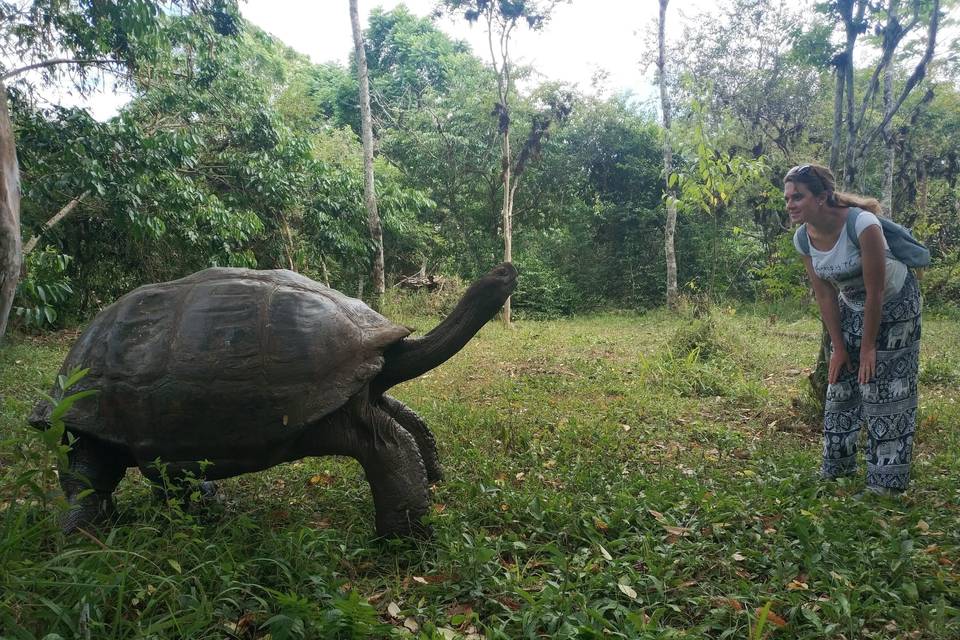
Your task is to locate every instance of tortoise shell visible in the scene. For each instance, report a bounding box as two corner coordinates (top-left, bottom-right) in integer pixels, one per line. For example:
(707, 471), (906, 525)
(34, 268), (410, 462)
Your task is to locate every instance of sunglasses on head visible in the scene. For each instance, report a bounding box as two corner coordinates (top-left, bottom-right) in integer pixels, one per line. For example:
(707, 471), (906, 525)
(786, 164), (814, 178)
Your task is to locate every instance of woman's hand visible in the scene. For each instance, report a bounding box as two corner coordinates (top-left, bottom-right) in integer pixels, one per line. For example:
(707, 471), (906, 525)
(829, 348), (852, 385)
(858, 345), (877, 384)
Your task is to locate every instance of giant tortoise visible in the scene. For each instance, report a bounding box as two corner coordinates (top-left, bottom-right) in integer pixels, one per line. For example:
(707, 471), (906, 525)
(30, 263), (517, 537)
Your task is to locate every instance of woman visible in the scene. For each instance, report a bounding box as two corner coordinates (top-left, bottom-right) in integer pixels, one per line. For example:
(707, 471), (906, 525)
(785, 163), (921, 496)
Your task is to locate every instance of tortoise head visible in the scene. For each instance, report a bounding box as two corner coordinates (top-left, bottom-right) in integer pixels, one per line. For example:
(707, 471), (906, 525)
(461, 262), (518, 318)
(372, 262), (518, 394)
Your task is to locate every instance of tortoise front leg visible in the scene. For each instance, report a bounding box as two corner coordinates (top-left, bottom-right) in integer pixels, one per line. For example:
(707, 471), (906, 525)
(60, 435), (129, 533)
(378, 395), (442, 483)
(317, 400), (431, 538)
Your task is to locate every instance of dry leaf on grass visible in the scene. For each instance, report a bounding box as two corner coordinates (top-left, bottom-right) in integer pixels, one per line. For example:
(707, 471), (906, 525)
(755, 607), (788, 627)
(618, 584), (638, 599)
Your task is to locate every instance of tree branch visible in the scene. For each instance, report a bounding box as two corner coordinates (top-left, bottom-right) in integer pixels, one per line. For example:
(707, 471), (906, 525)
(856, 0), (939, 162)
(3, 58), (117, 81)
(22, 191), (90, 256)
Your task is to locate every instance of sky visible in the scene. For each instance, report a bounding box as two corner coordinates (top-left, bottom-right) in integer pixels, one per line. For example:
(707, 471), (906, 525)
(61, 0), (715, 119)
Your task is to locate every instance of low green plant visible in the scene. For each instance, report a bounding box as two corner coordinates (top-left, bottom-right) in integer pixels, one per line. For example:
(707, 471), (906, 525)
(13, 247), (75, 330)
(920, 357), (960, 385)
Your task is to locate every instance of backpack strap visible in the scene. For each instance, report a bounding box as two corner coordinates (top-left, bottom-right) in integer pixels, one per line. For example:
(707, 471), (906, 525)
(845, 207), (861, 248)
(796, 223), (811, 255)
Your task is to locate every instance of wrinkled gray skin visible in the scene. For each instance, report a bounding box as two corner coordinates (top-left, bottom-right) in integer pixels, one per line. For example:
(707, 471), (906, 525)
(30, 263), (517, 537)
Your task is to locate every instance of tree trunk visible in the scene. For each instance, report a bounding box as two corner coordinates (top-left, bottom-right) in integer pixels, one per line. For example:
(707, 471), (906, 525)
(0, 82), (21, 343)
(658, 0), (678, 310)
(842, 29), (857, 189)
(882, 61), (894, 217)
(349, 0), (385, 305)
(501, 129), (512, 326)
(830, 59), (845, 174)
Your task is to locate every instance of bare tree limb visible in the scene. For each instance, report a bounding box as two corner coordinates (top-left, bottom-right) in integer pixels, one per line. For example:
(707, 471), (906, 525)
(3, 58), (117, 81)
(855, 0), (939, 162)
(22, 191), (91, 256)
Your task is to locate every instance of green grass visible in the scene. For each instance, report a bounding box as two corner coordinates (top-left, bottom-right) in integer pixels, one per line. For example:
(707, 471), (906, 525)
(1, 309), (958, 639)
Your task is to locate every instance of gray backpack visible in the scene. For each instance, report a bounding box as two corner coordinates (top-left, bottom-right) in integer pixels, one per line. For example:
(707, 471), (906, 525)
(796, 208), (930, 268)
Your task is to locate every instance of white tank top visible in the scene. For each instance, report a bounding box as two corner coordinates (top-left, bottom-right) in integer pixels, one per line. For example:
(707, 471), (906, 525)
(793, 209), (908, 310)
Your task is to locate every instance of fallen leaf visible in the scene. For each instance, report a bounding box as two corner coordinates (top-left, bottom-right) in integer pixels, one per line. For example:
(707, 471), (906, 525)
(756, 608), (787, 628)
(403, 617), (420, 633)
(438, 628), (458, 640)
(599, 545), (613, 561)
(917, 520), (930, 533)
(732, 552), (746, 562)
(786, 580), (809, 591)
(712, 597), (743, 611)
(308, 473), (335, 486)
(618, 583), (638, 600)
(447, 602), (473, 618)
(648, 509), (665, 521)
(662, 525), (690, 537)
(594, 519), (609, 532)
(413, 576), (429, 585)
(387, 602), (402, 619)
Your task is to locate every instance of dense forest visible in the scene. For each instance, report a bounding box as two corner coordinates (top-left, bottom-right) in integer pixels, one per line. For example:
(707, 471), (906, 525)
(3, 0), (958, 332)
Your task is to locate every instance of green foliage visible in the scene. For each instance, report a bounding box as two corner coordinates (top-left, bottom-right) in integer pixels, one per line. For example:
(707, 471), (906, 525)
(512, 246), (577, 318)
(13, 247), (74, 329)
(644, 311), (766, 401)
(0, 1), (240, 89)
(751, 234), (810, 302)
(922, 251), (960, 307)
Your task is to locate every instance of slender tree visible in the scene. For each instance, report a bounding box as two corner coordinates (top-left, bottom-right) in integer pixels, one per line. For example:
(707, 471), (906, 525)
(826, 0), (942, 187)
(349, 0), (386, 302)
(883, 57), (895, 214)
(439, 0), (565, 326)
(656, 0), (678, 309)
(0, 80), (18, 341)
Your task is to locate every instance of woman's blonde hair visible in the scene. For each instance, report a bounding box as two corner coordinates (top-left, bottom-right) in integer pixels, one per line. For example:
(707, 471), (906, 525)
(783, 163), (882, 215)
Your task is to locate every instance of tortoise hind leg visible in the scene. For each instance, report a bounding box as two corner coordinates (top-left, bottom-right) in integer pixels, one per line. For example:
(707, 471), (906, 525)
(379, 395), (442, 483)
(60, 435), (129, 533)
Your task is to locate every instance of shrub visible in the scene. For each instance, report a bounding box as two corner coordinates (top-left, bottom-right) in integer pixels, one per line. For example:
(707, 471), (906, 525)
(13, 247), (75, 330)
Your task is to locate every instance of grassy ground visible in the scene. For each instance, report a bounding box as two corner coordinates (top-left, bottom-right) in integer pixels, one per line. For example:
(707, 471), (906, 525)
(1, 306), (958, 639)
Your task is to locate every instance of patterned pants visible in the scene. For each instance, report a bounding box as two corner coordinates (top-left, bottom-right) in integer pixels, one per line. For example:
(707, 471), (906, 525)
(822, 274), (922, 490)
